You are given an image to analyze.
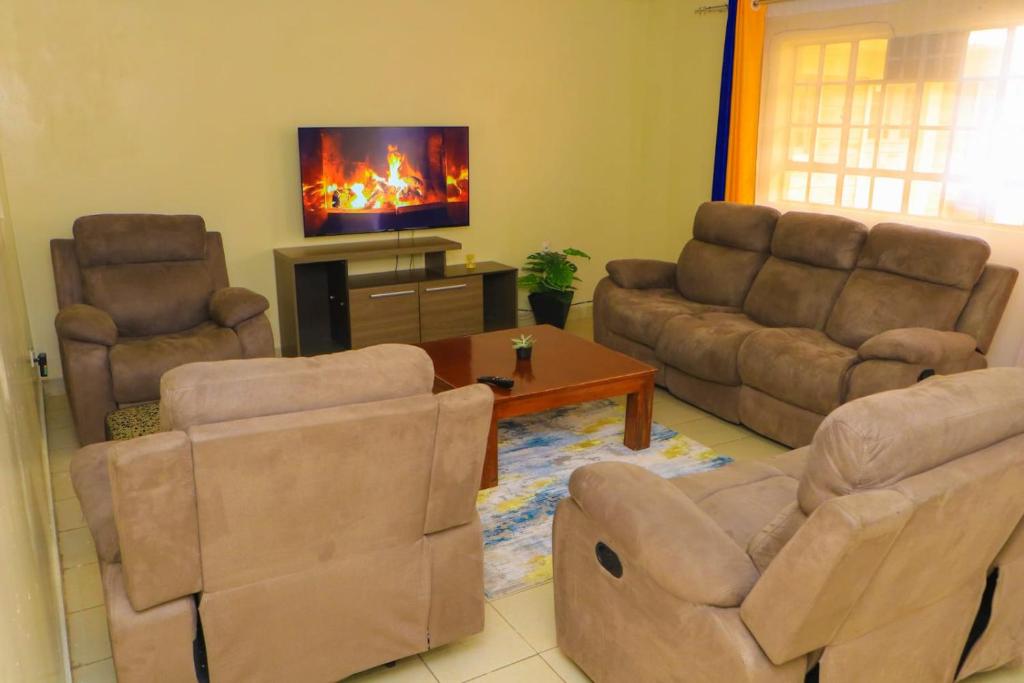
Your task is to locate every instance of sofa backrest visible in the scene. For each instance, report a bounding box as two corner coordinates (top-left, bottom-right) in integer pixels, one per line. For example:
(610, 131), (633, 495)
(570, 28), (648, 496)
(743, 212), (867, 329)
(676, 202), (779, 307)
(956, 263), (1019, 354)
(160, 344), (436, 431)
(824, 222), (990, 348)
(741, 369), (1024, 668)
(69, 214), (229, 337)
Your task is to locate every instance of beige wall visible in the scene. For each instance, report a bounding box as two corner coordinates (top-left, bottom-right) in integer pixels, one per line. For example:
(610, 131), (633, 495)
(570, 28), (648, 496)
(0, 151), (66, 677)
(0, 0), (726, 373)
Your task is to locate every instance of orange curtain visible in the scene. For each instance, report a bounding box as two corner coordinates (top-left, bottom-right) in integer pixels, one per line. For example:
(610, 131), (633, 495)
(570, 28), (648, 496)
(724, 1), (767, 203)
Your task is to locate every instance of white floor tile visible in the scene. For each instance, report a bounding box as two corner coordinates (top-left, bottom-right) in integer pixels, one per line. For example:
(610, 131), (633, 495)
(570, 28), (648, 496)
(59, 527), (98, 569)
(468, 656), (561, 682)
(56, 495), (86, 532)
(490, 583), (556, 652)
(71, 658), (116, 683)
(541, 648), (591, 683)
(421, 604), (534, 683)
(63, 563), (104, 614)
(67, 606), (111, 667)
(347, 655), (438, 682)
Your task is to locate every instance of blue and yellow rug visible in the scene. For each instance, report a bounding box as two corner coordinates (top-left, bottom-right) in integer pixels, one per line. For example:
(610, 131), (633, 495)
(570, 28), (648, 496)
(478, 399), (731, 599)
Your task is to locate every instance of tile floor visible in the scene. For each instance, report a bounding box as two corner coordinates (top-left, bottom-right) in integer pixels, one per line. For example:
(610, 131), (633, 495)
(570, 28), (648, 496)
(44, 313), (1024, 682)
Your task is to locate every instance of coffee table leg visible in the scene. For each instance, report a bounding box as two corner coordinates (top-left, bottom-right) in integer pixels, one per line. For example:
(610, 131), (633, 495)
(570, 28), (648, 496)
(480, 414), (499, 489)
(624, 379), (654, 450)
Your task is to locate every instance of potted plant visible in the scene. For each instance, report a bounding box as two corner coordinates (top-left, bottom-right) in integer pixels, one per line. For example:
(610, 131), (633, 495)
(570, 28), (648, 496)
(511, 333), (536, 360)
(517, 246), (590, 328)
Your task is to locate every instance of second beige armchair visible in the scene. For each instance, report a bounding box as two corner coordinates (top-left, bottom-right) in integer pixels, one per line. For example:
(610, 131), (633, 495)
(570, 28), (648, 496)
(71, 344), (493, 682)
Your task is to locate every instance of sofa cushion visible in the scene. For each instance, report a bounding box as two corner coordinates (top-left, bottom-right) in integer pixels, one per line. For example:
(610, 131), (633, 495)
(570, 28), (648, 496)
(691, 201), (779, 252)
(110, 322), (242, 404)
(743, 212), (867, 330)
(73, 214), (207, 267)
(675, 202), (779, 308)
(858, 222), (990, 289)
(677, 242), (769, 309)
(743, 258), (851, 330)
(83, 261), (215, 337)
(671, 460), (799, 550)
(656, 313), (763, 385)
(825, 269), (971, 349)
(738, 328), (858, 415)
(770, 212), (867, 270)
(603, 286), (727, 347)
(799, 367), (1024, 513)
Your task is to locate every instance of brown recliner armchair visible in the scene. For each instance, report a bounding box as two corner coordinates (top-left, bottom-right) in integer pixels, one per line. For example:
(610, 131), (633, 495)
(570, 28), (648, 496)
(51, 214), (274, 444)
(70, 344), (493, 682)
(554, 368), (1024, 682)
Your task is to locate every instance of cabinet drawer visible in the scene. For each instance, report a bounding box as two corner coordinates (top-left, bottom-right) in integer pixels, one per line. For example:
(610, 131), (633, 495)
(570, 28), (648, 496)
(419, 276), (483, 342)
(348, 283), (420, 348)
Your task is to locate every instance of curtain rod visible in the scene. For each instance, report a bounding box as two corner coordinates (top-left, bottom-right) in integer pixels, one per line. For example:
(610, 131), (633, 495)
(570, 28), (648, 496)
(695, 0), (793, 14)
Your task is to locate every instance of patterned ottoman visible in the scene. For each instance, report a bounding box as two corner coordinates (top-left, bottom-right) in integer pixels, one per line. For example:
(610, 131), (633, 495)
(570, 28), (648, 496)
(104, 402), (161, 441)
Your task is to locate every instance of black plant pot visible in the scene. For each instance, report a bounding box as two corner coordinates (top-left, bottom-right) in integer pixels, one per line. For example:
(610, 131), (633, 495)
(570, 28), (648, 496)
(515, 346), (533, 360)
(529, 291), (574, 329)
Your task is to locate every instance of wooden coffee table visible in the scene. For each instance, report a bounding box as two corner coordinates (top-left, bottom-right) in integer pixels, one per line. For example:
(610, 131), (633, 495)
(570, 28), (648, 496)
(418, 324), (656, 489)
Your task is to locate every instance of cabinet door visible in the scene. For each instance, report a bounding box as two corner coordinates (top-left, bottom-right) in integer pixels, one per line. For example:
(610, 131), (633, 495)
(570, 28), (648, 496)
(418, 276), (484, 342)
(348, 283), (420, 348)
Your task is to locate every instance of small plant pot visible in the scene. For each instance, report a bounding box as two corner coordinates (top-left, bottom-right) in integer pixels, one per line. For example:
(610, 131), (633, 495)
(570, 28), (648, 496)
(529, 291), (574, 329)
(515, 346), (533, 361)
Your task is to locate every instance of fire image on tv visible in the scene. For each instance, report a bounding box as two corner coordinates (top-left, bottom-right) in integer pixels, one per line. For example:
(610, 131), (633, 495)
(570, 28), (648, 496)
(298, 126), (469, 236)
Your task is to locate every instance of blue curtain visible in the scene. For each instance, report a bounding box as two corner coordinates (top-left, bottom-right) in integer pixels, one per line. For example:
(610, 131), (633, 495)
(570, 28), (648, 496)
(712, 0), (738, 201)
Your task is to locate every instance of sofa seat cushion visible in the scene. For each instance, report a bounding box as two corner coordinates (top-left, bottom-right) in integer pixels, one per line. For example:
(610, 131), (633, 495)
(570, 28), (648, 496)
(670, 461), (799, 549)
(110, 322), (242, 404)
(739, 328), (858, 415)
(603, 285), (732, 347)
(656, 313), (764, 385)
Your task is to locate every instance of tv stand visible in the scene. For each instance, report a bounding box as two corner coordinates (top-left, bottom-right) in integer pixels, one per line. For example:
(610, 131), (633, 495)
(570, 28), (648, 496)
(274, 237), (517, 356)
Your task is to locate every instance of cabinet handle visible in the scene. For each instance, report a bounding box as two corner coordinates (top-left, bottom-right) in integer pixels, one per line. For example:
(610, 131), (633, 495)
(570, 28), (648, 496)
(425, 283), (468, 293)
(369, 289), (416, 299)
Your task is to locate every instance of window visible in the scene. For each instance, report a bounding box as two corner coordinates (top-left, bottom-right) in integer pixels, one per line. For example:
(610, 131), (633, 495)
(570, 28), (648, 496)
(762, 25), (1024, 227)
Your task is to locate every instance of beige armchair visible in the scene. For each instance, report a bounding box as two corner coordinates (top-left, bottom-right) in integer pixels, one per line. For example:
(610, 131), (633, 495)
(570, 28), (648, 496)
(553, 368), (1024, 682)
(51, 214), (274, 445)
(70, 345), (493, 682)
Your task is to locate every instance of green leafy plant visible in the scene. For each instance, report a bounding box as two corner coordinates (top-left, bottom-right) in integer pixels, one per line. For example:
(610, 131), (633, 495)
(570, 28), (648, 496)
(511, 333), (536, 349)
(517, 247), (591, 295)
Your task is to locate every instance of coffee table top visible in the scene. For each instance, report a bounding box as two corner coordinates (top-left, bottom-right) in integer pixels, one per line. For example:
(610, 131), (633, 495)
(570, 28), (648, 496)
(417, 324), (656, 403)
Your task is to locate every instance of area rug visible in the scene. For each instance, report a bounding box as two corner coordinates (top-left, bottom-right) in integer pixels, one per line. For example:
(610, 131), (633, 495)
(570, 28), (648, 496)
(478, 399), (731, 599)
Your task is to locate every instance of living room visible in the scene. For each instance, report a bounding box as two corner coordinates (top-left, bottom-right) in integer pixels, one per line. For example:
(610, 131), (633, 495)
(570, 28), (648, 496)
(3, 0), (1024, 681)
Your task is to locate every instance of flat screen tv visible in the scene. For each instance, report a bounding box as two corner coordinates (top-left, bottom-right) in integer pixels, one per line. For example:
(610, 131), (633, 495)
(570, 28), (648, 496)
(298, 126), (469, 237)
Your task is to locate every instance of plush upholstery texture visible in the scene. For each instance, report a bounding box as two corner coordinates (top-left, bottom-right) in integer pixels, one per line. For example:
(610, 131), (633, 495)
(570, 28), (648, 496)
(72, 347), (493, 682)
(51, 214), (275, 444)
(593, 202), (1016, 447)
(554, 370), (1024, 683)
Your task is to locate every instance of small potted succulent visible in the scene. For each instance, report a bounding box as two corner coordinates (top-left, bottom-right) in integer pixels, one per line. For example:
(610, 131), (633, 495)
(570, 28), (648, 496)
(511, 333), (536, 360)
(517, 246), (591, 329)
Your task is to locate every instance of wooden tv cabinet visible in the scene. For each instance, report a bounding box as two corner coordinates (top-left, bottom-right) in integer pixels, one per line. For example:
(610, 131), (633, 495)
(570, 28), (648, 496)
(274, 237), (518, 357)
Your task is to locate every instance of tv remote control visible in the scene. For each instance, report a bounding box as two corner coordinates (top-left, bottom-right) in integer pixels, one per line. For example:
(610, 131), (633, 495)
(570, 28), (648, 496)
(477, 375), (514, 389)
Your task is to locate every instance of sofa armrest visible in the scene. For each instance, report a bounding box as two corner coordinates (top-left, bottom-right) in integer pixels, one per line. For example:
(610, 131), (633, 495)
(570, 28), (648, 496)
(55, 304), (118, 346)
(858, 327), (977, 366)
(70, 442), (122, 564)
(209, 287), (269, 328)
(605, 259), (677, 290)
(568, 462), (758, 607)
(424, 384), (494, 534)
(108, 432), (202, 612)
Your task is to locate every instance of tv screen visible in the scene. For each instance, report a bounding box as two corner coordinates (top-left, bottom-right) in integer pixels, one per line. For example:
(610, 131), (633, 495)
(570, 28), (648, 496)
(298, 126), (469, 237)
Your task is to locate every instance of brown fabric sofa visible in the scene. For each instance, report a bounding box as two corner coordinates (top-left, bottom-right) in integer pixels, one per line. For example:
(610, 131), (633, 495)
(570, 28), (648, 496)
(51, 214), (275, 445)
(595, 202), (1017, 446)
(553, 368), (1024, 682)
(70, 344), (493, 682)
